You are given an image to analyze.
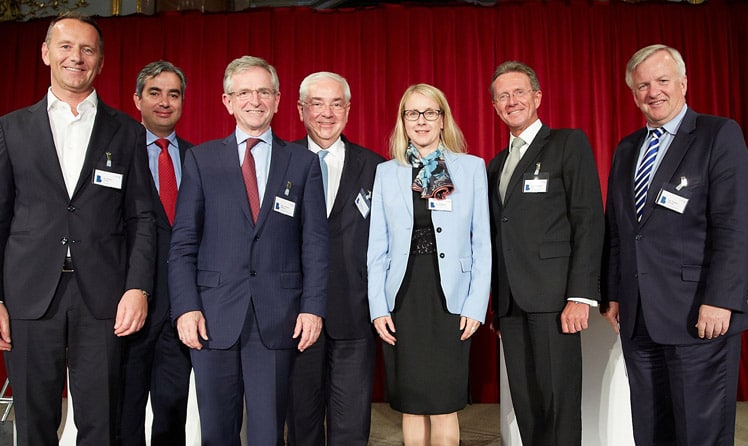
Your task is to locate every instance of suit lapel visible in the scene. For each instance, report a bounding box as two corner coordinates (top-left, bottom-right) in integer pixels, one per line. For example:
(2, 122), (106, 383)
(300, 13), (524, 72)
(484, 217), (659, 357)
(504, 126), (549, 204)
(256, 136), (291, 230)
(218, 135), (254, 224)
(71, 102), (119, 200)
(639, 109), (697, 225)
(396, 161), (414, 219)
(28, 99), (69, 201)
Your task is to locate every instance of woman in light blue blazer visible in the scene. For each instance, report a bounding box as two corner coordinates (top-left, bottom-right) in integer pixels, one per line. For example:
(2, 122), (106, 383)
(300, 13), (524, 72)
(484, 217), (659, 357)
(367, 84), (491, 445)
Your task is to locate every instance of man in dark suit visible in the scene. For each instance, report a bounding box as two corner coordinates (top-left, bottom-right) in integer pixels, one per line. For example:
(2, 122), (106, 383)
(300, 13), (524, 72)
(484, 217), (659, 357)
(286, 71), (384, 446)
(603, 44), (748, 445)
(119, 60), (192, 446)
(487, 61), (604, 446)
(0, 14), (155, 446)
(168, 56), (328, 445)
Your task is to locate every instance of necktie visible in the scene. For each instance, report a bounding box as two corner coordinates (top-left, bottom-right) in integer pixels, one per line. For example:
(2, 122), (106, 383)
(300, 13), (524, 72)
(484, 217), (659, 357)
(318, 150), (329, 204)
(634, 128), (664, 222)
(499, 137), (525, 203)
(241, 138), (262, 223)
(156, 138), (178, 225)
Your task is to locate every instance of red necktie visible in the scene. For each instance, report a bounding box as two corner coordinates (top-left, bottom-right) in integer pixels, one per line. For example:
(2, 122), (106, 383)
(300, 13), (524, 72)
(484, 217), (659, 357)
(156, 138), (178, 225)
(241, 138), (262, 223)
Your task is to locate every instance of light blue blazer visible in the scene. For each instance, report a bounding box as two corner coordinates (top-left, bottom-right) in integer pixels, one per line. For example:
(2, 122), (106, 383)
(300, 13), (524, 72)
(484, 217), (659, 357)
(367, 150), (491, 323)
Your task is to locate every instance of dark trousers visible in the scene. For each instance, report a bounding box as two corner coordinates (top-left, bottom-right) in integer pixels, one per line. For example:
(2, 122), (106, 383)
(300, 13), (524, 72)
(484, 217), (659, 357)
(499, 301), (582, 446)
(191, 304), (294, 446)
(119, 315), (191, 446)
(621, 307), (740, 446)
(287, 330), (376, 446)
(4, 272), (121, 446)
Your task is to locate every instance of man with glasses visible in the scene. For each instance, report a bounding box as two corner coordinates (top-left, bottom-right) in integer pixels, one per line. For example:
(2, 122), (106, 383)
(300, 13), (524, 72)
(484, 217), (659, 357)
(286, 72), (384, 446)
(487, 61), (604, 446)
(168, 56), (328, 445)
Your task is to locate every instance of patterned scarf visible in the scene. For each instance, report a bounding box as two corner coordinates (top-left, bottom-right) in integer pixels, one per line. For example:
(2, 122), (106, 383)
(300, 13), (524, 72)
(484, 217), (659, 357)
(406, 143), (455, 199)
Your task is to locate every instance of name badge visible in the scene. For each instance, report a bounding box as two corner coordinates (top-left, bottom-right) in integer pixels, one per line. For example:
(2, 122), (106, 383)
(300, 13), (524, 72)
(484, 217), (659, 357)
(429, 198), (452, 212)
(93, 169), (123, 189)
(522, 171), (548, 194)
(656, 187), (689, 214)
(274, 196), (296, 217)
(355, 187), (371, 218)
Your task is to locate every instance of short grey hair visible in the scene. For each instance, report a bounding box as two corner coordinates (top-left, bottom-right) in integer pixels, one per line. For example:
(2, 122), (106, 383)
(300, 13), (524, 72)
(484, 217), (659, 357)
(625, 44), (686, 89)
(298, 71), (351, 103)
(223, 56), (279, 95)
(490, 61), (541, 99)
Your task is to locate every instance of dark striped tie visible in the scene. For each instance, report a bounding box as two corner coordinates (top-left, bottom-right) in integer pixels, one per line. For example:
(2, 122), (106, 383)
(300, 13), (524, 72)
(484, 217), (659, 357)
(634, 128), (664, 222)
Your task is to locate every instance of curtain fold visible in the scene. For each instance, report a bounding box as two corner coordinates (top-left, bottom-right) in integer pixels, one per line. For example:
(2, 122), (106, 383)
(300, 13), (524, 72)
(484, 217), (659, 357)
(1, 0), (746, 403)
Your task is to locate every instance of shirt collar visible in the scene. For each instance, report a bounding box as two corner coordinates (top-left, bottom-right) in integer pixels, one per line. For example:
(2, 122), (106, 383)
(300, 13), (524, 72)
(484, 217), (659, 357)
(647, 104), (688, 137)
(47, 88), (98, 115)
(307, 136), (344, 157)
(146, 128), (177, 147)
(235, 127), (273, 147)
(510, 118), (543, 149)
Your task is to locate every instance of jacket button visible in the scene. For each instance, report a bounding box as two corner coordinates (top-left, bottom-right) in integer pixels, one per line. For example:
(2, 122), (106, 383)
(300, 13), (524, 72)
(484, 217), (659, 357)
(67, 205), (76, 212)
(60, 237), (68, 245)
(635, 234), (643, 241)
(502, 217), (509, 223)
(254, 236), (260, 241)
(439, 253), (445, 258)
(436, 227), (442, 233)
(249, 271), (257, 277)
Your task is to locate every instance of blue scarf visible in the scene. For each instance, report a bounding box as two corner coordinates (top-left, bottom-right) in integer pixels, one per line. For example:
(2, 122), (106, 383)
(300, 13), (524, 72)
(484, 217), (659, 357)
(407, 143), (454, 199)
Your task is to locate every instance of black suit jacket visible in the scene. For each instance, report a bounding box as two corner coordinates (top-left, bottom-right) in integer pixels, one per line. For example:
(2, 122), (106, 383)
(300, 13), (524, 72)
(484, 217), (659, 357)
(0, 96), (156, 319)
(488, 125), (604, 319)
(604, 108), (748, 344)
(148, 136), (191, 325)
(294, 135), (384, 339)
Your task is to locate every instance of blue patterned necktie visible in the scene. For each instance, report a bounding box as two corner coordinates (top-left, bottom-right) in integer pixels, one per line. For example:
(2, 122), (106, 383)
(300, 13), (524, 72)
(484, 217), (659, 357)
(634, 128), (664, 222)
(318, 150), (329, 204)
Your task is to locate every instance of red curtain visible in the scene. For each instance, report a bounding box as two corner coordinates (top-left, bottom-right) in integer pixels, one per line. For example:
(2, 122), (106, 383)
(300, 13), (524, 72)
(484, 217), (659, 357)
(1, 0), (747, 403)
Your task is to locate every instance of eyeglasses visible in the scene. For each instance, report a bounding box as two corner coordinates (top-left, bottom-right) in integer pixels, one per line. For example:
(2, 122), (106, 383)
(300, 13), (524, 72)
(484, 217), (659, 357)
(300, 101), (349, 113)
(402, 109), (442, 121)
(228, 88), (277, 100)
(494, 89), (533, 104)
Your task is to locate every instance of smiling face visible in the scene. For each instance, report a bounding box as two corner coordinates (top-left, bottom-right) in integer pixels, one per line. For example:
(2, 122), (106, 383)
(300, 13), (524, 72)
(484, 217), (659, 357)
(491, 71), (541, 136)
(134, 71), (184, 137)
(403, 92), (443, 156)
(630, 50), (687, 127)
(222, 66), (280, 136)
(297, 77), (350, 149)
(41, 18), (104, 103)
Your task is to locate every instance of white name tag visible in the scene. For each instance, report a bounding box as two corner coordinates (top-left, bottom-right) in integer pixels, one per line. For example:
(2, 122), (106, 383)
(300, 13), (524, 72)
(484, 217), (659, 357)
(523, 178), (548, 193)
(355, 188), (371, 218)
(656, 188), (688, 214)
(428, 198), (452, 212)
(93, 169), (123, 189)
(274, 196), (296, 217)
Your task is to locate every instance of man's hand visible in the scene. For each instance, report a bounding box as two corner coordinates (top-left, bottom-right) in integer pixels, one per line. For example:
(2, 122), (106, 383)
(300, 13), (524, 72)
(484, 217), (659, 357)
(176, 310), (208, 350)
(0, 303), (11, 351)
(696, 304), (731, 339)
(601, 301), (620, 334)
(373, 316), (396, 346)
(114, 289), (148, 336)
(293, 313), (322, 352)
(560, 301), (590, 334)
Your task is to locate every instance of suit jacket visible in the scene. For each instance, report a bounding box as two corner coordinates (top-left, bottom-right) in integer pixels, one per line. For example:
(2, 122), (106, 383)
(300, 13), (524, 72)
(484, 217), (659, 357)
(367, 151), (492, 323)
(0, 97), (156, 319)
(294, 135), (384, 339)
(487, 126), (604, 318)
(148, 136), (191, 326)
(604, 108), (748, 344)
(168, 133), (328, 350)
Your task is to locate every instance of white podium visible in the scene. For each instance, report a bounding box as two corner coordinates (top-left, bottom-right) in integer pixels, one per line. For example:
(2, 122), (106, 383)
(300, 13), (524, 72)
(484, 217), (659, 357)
(499, 314), (635, 445)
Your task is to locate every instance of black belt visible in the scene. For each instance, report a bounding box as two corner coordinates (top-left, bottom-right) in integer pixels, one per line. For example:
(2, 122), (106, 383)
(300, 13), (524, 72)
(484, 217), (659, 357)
(62, 257), (74, 273)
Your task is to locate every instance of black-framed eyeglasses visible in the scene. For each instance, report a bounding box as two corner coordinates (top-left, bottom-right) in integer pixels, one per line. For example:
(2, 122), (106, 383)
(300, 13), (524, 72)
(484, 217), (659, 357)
(227, 88), (277, 100)
(402, 109), (442, 121)
(300, 101), (349, 113)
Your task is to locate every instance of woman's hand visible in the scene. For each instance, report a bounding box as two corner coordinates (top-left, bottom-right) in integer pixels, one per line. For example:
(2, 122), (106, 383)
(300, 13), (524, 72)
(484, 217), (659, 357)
(373, 315), (397, 345)
(460, 316), (481, 341)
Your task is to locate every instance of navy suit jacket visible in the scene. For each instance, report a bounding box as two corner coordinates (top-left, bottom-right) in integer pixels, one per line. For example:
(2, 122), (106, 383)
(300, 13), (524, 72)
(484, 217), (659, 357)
(294, 135), (384, 339)
(0, 97), (155, 319)
(168, 133), (328, 350)
(604, 108), (748, 344)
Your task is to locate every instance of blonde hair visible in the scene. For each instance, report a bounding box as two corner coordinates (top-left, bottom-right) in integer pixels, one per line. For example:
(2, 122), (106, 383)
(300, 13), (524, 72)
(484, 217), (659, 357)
(388, 84), (467, 164)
